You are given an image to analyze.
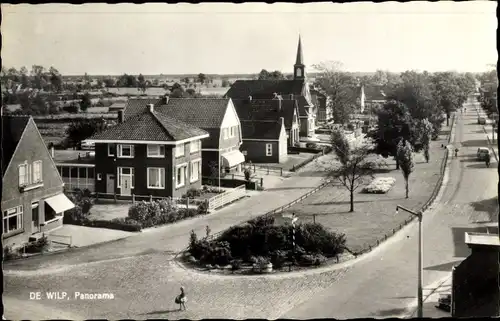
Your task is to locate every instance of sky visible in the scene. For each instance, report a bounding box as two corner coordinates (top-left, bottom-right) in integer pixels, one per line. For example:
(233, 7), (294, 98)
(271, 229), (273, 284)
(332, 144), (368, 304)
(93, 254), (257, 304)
(2, 2), (498, 76)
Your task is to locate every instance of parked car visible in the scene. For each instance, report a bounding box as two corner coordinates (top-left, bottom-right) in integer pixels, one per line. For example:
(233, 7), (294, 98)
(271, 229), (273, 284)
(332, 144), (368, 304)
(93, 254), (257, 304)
(478, 117), (486, 125)
(477, 147), (491, 160)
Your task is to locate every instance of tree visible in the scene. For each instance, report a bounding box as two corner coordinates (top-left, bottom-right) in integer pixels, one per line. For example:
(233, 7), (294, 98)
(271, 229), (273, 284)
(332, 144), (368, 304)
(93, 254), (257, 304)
(19, 66), (30, 88)
(182, 77), (190, 84)
(324, 129), (382, 212)
(221, 78), (230, 87)
(430, 72), (467, 126)
(49, 67), (63, 92)
(80, 92), (92, 112)
(197, 73), (206, 84)
(66, 119), (106, 149)
(257, 69), (285, 80)
(137, 74), (147, 93)
(103, 77), (116, 88)
(397, 139), (415, 199)
(369, 100), (413, 169)
(313, 61), (359, 125)
(415, 118), (433, 162)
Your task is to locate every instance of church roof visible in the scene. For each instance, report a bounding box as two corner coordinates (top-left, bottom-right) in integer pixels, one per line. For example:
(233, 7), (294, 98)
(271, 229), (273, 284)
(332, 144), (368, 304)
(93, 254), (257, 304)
(295, 35), (304, 66)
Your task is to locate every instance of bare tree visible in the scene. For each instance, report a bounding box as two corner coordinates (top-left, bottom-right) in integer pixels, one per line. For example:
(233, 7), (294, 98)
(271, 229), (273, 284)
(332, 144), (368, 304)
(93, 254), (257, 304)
(324, 129), (383, 212)
(397, 139), (415, 199)
(312, 61), (359, 126)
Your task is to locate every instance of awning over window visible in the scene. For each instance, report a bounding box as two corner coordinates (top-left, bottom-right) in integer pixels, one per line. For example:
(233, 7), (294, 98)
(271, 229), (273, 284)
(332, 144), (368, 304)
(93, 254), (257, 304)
(221, 150), (245, 168)
(45, 193), (75, 213)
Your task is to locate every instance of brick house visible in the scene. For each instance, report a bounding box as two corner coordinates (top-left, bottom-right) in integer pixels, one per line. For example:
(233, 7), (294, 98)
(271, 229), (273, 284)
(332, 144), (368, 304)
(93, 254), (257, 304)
(123, 97), (245, 176)
(224, 36), (316, 139)
(240, 118), (288, 163)
(232, 97), (300, 147)
(84, 106), (209, 198)
(2, 115), (75, 248)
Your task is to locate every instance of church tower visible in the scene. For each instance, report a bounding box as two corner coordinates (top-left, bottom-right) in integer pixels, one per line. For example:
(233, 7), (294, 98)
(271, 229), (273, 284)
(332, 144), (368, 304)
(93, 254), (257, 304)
(293, 35), (305, 80)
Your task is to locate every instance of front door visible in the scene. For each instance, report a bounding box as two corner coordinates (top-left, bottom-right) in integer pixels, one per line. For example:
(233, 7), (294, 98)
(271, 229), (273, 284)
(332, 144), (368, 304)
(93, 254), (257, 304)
(106, 174), (115, 194)
(31, 201), (40, 234)
(121, 176), (131, 196)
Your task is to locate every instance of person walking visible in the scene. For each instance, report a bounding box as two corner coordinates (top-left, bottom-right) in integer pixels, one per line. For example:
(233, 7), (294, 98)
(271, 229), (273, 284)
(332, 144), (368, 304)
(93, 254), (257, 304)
(175, 286), (187, 311)
(485, 153), (491, 167)
(454, 147), (459, 158)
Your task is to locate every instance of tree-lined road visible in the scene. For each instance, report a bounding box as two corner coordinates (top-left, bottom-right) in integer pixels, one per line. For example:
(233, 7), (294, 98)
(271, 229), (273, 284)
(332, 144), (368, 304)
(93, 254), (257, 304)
(282, 100), (498, 318)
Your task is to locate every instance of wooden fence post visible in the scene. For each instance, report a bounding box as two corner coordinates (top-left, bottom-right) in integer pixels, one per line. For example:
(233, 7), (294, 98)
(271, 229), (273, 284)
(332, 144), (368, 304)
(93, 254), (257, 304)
(132, 194), (135, 204)
(114, 192), (117, 203)
(186, 198), (189, 209)
(313, 214), (316, 224)
(267, 167), (270, 175)
(150, 195), (153, 202)
(260, 178), (263, 189)
(280, 168), (283, 176)
(96, 192), (99, 202)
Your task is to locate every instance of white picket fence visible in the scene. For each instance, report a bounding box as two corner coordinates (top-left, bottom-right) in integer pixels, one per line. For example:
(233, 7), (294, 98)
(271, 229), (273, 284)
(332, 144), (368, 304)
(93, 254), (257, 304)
(207, 185), (246, 211)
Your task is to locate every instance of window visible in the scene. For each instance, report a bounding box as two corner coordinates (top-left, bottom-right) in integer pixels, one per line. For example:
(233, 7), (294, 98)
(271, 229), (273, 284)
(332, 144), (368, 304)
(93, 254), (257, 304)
(78, 167), (87, 178)
(147, 167), (165, 189)
(266, 143), (273, 156)
(190, 140), (201, 154)
(62, 167), (70, 178)
(32, 161), (42, 183)
(190, 159), (201, 183)
(18, 163), (28, 186)
(230, 126), (234, 138)
(88, 168), (95, 178)
(97, 173), (102, 181)
(176, 164), (187, 188)
(175, 144), (185, 157)
(108, 144), (115, 156)
(117, 144), (134, 158)
(147, 145), (165, 158)
(117, 167), (134, 188)
(3, 206), (23, 234)
(223, 128), (228, 139)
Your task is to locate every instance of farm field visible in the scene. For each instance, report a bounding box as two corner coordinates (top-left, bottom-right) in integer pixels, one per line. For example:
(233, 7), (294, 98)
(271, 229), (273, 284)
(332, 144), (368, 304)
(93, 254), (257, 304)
(279, 126), (450, 253)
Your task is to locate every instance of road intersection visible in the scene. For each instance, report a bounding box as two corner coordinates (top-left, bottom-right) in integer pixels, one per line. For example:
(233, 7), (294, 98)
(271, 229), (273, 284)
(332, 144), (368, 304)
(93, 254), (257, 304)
(4, 101), (497, 319)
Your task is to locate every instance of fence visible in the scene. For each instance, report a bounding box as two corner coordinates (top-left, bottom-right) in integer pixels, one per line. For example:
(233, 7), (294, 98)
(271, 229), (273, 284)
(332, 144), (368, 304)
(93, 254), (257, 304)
(244, 163), (284, 176)
(202, 175), (262, 190)
(207, 185), (246, 211)
(93, 192), (204, 208)
(47, 234), (73, 247)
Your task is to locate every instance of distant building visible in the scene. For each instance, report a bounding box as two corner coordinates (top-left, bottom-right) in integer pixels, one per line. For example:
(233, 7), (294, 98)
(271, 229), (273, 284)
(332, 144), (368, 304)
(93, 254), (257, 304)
(225, 36), (319, 141)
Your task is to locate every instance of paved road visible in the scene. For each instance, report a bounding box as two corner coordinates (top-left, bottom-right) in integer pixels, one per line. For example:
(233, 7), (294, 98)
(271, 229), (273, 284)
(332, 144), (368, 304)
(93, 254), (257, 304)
(4, 100), (497, 319)
(281, 99), (498, 319)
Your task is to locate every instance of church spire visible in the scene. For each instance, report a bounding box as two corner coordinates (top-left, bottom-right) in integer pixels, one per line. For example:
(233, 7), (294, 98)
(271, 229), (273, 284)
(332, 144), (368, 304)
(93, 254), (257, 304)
(294, 35), (305, 80)
(295, 35), (304, 65)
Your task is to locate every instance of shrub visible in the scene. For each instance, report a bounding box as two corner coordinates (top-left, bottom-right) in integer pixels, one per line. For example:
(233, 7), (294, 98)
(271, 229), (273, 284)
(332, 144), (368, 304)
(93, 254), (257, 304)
(25, 235), (50, 253)
(244, 168), (252, 181)
(306, 142), (319, 149)
(127, 199), (178, 228)
(270, 250), (288, 269)
(299, 254), (316, 266)
(314, 254), (327, 266)
(219, 224), (254, 258)
(197, 200), (209, 214)
(90, 218), (142, 232)
(230, 259), (243, 272)
(184, 188), (202, 198)
(3, 246), (21, 261)
(347, 123), (355, 131)
(248, 215), (275, 228)
(295, 223), (346, 258)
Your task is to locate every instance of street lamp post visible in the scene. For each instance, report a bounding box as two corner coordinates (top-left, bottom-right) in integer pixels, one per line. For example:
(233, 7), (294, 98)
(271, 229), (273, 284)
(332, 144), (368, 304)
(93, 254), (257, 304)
(396, 205), (423, 318)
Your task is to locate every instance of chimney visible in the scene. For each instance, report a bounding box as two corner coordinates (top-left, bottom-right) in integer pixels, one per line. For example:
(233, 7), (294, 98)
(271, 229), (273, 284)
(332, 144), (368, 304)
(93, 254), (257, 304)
(118, 110), (125, 123)
(162, 95), (170, 105)
(51, 146), (55, 158)
(277, 98), (282, 112)
(149, 104), (155, 113)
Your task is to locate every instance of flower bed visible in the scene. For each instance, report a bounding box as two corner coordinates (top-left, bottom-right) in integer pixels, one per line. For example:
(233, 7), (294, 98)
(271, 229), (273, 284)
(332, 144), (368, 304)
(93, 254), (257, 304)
(362, 177), (396, 194)
(184, 216), (346, 274)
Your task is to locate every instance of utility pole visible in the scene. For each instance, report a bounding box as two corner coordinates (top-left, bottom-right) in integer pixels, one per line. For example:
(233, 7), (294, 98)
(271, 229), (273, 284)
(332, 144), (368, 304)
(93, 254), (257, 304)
(396, 205), (423, 318)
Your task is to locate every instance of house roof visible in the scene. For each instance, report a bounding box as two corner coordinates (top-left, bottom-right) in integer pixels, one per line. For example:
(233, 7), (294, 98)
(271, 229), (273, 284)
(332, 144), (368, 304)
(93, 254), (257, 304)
(224, 80), (305, 99)
(1, 115), (31, 175)
(232, 99), (296, 130)
(156, 98), (229, 129)
(123, 98), (162, 120)
(241, 120), (283, 140)
(88, 109), (208, 142)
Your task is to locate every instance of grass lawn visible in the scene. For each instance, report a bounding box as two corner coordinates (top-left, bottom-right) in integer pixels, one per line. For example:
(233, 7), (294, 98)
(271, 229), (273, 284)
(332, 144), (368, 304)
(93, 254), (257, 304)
(280, 125), (451, 253)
